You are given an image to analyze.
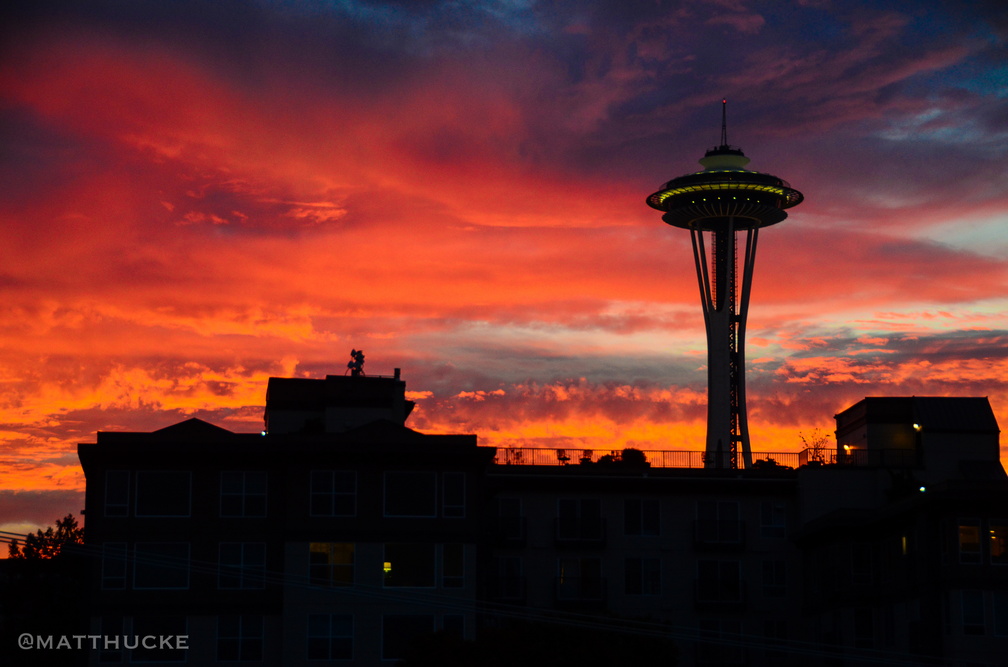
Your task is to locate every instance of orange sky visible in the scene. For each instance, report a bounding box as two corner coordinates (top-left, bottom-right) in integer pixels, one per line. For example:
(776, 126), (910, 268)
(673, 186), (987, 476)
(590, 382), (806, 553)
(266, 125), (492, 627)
(1, 0), (1006, 536)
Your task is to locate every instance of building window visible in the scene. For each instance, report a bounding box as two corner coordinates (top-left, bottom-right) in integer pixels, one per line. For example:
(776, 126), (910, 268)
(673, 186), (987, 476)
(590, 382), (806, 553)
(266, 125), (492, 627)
(557, 557), (604, 601)
(135, 471), (191, 517)
(309, 542), (354, 586)
(557, 498), (603, 541)
(760, 501), (787, 538)
(442, 472), (465, 518)
(442, 543), (464, 588)
(496, 498), (525, 541)
(994, 591), (1008, 637)
(762, 560), (785, 598)
(101, 543), (128, 590)
(990, 521), (1007, 565)
(133, 543), (189, 589)
(958, 520), (982, 564)
(763, 619), (787, 661)
(696, 501), (741, 544)
(697, 560), (742, 603)
(624, 499), (659, 536)
(625, 558), (661, 595)
(962, 590), (985, 635)
(131, 615), (187, 663)
(307, 614), (353, 660)
(851, 544), (873, 585)
(219, 543), (266, 589)
(697, 618), (743, 664)
(382, 615), (433, 661)
(493, 556), (524, 600)
(853, 607), (874, 649)
(221, 471), (267, 517)
(309, 470), (356, 517)
(384, 472), (436, 517)
(98, 615), (125, 663)
(217, 615), (263, 661)
(384, 543), (435, 587)
(105, 471), (130, 517)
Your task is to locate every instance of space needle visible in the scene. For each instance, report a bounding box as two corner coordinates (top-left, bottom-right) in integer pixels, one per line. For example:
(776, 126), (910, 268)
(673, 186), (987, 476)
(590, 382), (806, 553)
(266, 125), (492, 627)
(647, 101), (803, 468)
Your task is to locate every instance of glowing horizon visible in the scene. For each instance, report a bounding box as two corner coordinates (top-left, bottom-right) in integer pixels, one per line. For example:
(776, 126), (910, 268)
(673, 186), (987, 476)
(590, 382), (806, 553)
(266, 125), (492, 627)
(1, 0), (1006, 537)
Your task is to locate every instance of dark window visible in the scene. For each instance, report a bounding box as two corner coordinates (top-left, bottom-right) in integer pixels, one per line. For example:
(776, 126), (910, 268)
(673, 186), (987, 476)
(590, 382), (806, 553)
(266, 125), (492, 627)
(384, 472), (436, 517)
(994, 591), (1008, 637)
(696, 501), (741, 543)
(309, 543), (354, 586)
(135, 472), (190, 517)
(853, 607), (874, 649)
(307, 614), (353, 660)
(557, 557), (603, 600)
(760, 501), (787, 538)
(497, 498), (524, 541)
(442, 472), (465, 518)
(557, 498), (603, 541)
(624, 499), (660, 536)
(697, 618), (743, 664)
(309, 470), (356, 517)
(98, 615), (125, 663)
(959, 520), (982, 564)
(221, 471), (267, 517)
(382, 615), (434, 661)
(851, 544), (873, 585)
(131, 615), (187, 663)
(217, 615), (263, 661)
(384, 543), (435, 587)
(218, 543), (266, 589)
(133, 543), (189, 589)
(762, 560), (785, 598)
(697, 560), (741, 602)
(962, 590), (985, 635)
(101, 543), (127, 590)
(443, 543), (464, 588)
(105, 471), (129, 517)
(625, 557), (661, 595)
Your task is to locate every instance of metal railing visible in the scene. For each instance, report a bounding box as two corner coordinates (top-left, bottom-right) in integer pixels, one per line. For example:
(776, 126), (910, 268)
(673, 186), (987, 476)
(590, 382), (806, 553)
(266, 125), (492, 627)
(489, 447), (802, 469)
(490, 447), (920, 469)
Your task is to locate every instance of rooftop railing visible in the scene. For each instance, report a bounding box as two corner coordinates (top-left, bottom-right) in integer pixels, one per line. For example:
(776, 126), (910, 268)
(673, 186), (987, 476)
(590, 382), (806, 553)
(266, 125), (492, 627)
(489, 447), (919, 470)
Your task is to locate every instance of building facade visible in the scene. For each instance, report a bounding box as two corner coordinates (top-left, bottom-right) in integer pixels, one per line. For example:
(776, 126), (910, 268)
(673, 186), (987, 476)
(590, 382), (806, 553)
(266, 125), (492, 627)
(78, 376), (1008, 666)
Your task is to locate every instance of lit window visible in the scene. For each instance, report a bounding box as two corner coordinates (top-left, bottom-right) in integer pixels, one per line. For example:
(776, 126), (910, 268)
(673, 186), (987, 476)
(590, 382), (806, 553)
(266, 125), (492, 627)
(221, 471), (267, 517)
(309, 543), (354, 586)
(384, 543), (435, 587)
(991, 523), (1008, 565)
(959, 521), (982, 564)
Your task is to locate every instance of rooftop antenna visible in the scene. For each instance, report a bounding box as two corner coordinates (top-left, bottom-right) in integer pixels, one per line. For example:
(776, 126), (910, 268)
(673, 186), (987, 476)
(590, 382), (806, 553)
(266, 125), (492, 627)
(721, 98), (728, 148)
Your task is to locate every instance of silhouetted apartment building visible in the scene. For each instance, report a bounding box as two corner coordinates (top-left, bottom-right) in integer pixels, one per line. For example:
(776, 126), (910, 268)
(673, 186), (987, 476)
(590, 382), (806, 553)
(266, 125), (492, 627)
(78, 374), (1008, 666)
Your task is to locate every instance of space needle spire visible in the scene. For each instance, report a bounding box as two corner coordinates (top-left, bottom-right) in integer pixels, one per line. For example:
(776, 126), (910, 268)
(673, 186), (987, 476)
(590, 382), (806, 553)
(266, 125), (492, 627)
(646, 102), (803, 468)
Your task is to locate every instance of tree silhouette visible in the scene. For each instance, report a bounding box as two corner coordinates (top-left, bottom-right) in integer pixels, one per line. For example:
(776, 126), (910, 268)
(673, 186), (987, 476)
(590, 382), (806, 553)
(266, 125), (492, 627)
(7, 513), (83, 559)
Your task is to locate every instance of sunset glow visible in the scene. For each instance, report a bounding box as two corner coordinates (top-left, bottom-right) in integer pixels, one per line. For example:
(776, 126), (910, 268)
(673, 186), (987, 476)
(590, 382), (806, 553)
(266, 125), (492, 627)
(1, 0), (1006, 536)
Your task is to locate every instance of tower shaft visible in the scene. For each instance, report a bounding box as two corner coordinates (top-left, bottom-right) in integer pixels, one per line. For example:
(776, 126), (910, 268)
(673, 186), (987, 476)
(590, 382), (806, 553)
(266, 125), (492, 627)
(692, 220), (755, 468)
